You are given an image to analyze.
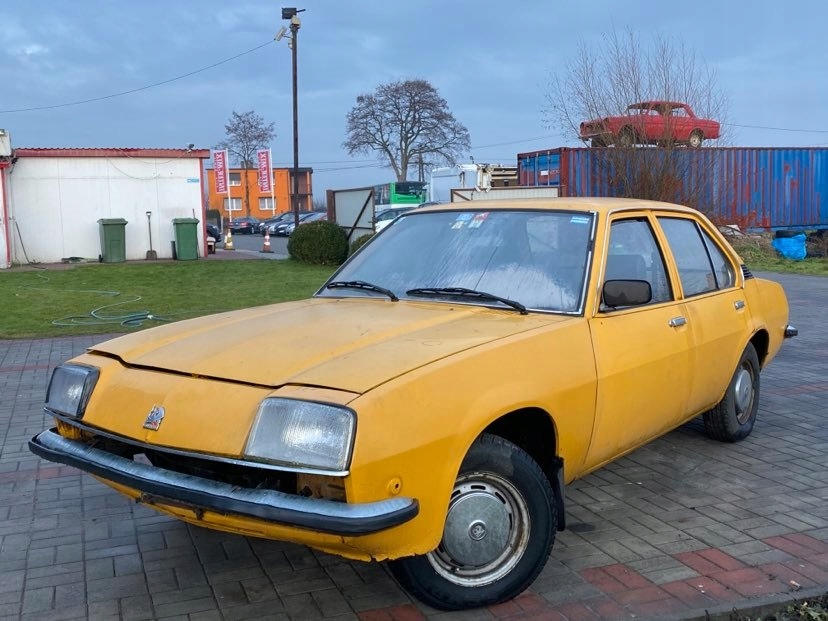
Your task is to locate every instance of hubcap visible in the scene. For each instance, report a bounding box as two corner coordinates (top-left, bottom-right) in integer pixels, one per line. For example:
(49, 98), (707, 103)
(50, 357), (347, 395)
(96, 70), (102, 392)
(427, 473), (530, 587)
(733, 366), (755, 423)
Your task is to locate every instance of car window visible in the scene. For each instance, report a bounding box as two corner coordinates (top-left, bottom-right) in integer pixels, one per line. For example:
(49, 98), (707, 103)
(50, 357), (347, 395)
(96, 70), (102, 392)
(658, 217), (734, 296)
(701, 229), (736, 289)
(376, 210), (397, 223)
(603, 218), (672, 308)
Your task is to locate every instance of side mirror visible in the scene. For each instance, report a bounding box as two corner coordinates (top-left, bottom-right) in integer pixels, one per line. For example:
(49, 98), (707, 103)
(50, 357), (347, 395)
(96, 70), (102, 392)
(602, 279), (652, 308)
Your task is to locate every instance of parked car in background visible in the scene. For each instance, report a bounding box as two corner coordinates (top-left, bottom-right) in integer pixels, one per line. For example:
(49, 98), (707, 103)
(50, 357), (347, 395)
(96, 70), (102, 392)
(205, 223), (221, 243)
(273, 211), (327, 236)
(227, 216), (260, 235)
(257, 212), (294, 234)
(30, 197), (795, 611)
(374, 206), (417, 233)
(284, 211), (327, 236)
(579, 101), (721, 148)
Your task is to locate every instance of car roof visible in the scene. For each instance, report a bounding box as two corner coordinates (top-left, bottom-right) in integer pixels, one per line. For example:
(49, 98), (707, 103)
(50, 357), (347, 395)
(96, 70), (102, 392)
(413, 197), (702, 217)
(628, 101), (686, 109)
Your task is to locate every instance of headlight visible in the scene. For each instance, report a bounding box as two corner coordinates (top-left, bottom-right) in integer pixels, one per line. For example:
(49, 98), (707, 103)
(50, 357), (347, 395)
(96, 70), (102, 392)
(244, 398), (356, 472)
(45, 364), (99, 418)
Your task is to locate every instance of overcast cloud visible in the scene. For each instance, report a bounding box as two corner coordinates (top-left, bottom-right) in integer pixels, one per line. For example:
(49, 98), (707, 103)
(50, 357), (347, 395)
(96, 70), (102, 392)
(1, 1), (826, 193)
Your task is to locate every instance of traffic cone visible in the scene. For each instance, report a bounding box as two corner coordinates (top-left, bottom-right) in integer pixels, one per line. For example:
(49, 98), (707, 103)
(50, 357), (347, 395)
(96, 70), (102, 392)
(224, 229), (235, 250)
(261, 230), (273, 253)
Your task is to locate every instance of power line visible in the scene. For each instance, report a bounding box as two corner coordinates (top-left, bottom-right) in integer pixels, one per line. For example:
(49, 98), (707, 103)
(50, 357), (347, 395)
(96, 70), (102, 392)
(0, 40), (276, 114)
(472, 135), (557, 149)
(723, 122), (828, 134)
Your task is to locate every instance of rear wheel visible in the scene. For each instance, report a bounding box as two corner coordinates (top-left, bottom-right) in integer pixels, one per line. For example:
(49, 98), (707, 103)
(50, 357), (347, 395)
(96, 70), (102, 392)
(689, 130), (704, 148)
(388, 434), (557, 611)
(703, 343), (760, 442)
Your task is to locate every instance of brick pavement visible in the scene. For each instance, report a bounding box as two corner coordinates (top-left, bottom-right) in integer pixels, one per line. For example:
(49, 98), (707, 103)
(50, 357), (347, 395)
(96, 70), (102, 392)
(0, 272), (826, 620)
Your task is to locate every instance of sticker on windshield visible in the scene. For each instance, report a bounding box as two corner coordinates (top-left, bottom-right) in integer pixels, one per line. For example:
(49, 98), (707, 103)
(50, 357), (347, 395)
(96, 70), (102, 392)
(570, 216), (591, 224)
(452, 213), (473, 229)
(469, 213), (489, 229)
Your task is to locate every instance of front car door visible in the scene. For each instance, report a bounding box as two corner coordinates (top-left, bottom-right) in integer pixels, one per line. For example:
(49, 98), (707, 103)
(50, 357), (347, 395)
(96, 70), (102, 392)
(584, 214), (693, 471)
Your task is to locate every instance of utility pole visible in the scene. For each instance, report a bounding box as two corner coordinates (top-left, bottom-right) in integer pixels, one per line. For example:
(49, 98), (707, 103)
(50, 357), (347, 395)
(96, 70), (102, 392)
(281, 7), (305, 228)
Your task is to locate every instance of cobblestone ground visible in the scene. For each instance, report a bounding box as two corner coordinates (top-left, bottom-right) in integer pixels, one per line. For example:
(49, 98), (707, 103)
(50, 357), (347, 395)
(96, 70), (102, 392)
(0, 272), (825, 621)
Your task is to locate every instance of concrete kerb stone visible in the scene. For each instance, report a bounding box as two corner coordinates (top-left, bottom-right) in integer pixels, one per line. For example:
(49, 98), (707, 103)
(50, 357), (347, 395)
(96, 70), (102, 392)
(664, 586), (828, 621)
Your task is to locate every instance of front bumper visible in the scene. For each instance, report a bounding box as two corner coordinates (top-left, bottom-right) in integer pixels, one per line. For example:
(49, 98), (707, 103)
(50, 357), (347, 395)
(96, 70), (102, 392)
(30, 429), (418, 536)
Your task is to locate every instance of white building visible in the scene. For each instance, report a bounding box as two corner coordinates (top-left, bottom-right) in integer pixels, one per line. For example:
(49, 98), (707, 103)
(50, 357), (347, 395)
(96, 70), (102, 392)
(0, 145), (211, 269)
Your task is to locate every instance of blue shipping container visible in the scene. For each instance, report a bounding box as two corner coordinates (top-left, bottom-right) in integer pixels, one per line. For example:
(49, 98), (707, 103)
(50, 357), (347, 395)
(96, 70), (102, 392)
(517, 147), (828, 230)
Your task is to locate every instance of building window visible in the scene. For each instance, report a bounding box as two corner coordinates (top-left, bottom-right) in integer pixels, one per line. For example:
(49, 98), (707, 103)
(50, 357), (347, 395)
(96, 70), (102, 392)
(229, 172), (241, 186)
(224, 198), (242, 212)
(259, 197), (275, 211)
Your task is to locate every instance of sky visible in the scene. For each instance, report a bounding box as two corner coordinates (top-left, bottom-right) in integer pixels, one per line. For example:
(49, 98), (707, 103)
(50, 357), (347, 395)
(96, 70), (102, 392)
(2, 1), (827, 195)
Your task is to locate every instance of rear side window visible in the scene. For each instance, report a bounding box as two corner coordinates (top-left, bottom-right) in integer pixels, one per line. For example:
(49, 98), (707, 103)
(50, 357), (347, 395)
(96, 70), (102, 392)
(658, 217), (735, 296)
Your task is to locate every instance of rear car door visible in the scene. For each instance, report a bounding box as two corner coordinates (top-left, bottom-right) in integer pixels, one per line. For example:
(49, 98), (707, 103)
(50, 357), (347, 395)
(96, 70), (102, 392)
(655, 215), (750, 415)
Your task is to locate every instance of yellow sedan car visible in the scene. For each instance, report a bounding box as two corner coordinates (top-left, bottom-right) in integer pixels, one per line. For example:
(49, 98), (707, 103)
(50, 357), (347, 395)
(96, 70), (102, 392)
(30, 198), (796, 611)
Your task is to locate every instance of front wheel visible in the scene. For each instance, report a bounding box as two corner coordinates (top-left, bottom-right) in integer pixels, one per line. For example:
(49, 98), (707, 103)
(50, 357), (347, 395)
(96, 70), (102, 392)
(703, 343), (760, 442)
(617, 127), (636, 147)
(388, 434), (557, 611)
(689, 130), (704, 148)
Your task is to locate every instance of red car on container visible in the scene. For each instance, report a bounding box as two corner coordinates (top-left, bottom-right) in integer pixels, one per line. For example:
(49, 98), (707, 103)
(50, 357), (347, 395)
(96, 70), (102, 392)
(579, 101), (720, 148)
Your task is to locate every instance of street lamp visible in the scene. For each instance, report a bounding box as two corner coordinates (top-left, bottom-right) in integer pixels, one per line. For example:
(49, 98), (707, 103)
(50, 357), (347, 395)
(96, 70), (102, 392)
(280, 7), (305, 227)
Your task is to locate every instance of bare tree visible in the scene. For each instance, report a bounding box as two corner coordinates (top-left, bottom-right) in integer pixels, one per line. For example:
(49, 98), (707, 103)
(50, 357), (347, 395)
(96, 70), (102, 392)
(344, 79), (471, 181)
(216, 111), (276, 217)
(542, 30), (730, 218)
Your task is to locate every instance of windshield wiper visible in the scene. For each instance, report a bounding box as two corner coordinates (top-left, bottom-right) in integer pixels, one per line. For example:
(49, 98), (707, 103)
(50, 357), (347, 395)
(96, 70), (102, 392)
(326, 280), (398, 301)
(406, 287), (528, 315)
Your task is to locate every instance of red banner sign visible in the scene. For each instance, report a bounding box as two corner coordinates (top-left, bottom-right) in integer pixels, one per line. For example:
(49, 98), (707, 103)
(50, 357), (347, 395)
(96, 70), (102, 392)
(257, 150), (272, 192)
(213, 150), (228, 194)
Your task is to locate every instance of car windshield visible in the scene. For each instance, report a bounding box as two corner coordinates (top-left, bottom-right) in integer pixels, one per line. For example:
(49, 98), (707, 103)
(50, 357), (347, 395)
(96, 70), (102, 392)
(318, 209), (595, 314)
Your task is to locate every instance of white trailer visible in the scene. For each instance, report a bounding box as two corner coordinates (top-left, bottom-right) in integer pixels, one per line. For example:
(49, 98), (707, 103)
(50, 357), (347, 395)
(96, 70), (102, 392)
(450, 186), (560, 202)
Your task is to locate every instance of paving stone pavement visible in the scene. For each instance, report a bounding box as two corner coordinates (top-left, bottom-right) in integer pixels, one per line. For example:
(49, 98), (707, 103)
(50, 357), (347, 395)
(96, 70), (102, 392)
(0, 272), (826, 621)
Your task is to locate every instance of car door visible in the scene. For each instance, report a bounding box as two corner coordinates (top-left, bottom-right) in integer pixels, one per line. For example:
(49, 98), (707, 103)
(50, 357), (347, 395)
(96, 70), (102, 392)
(656, 216), (750, 415)
(584, 215), (693, 471)
(644, 104), (664, 141)
(672, 105), (693, 141)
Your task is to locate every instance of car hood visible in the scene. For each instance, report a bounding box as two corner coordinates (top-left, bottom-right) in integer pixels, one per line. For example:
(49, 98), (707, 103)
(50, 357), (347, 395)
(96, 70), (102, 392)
(89, 298), (568, 394)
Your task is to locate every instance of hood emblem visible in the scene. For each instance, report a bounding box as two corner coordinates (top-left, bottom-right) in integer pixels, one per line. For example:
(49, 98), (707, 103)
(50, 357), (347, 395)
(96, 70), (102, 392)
(143, 405), (165, 431)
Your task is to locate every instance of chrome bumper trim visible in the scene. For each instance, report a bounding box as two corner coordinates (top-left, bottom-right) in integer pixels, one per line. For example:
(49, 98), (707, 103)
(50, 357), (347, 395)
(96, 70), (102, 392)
(29, 429), (418, 536)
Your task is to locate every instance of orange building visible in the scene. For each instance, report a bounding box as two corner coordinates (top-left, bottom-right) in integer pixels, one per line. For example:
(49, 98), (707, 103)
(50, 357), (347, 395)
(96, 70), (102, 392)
(206, 166), (313, 221)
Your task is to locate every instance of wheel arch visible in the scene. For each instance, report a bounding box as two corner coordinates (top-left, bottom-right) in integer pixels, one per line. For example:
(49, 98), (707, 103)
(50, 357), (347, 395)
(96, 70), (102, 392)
(750, 329), (770, 367)
(481, 407), (566, 530)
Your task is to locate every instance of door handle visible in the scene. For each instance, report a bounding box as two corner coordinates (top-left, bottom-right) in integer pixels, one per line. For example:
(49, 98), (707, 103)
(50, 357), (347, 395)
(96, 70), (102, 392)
(734, 300), (745, 310)
(669, 316), (687, 328)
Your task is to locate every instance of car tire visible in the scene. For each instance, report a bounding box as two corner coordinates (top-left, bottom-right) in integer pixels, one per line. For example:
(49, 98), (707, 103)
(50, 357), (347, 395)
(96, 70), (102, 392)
(703, 343), (760, 442)
(618, 127), (635, 147)
(388, 434), (556, 611)
(689, 130), (704, 148)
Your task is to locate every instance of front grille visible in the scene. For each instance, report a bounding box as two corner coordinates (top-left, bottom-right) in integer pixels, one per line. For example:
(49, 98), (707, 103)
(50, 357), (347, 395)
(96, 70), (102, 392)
(92, 435), (298, 493)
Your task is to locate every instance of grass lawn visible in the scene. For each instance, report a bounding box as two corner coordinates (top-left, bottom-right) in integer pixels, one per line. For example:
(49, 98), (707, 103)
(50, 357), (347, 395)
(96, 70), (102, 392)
(729, 235), (828, 276)
(1, 238), (825, 339)
(0, 259), (335, 339)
